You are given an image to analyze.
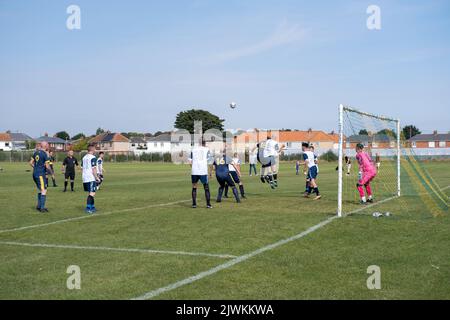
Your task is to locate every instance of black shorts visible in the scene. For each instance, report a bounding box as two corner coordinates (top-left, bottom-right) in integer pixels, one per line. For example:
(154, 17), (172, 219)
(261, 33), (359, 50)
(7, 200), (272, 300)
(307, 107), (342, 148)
(229, 171), (240, 184)
(216, 174), (235, 188)
(46, 165), (54, 175)
(65, 171), (75, 180)
(83, 181), (97, 193)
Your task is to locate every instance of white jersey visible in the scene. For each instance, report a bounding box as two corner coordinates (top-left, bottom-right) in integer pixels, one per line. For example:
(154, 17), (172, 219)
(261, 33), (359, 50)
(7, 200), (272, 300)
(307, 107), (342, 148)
(97, 158), (104, 175)
(229, 157), (240, 172)
(82, 153), (97, 183)
(303, 151), (317, 168)
(263, 139), (279, 157)
(190, 146), (210, 176)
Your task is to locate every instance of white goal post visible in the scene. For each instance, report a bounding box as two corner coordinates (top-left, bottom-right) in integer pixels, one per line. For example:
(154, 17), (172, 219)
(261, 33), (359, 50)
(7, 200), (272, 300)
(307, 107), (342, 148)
(337, 104), (401, 217)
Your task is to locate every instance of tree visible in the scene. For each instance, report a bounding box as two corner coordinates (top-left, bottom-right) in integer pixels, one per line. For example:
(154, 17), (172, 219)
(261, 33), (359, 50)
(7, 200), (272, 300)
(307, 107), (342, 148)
(96, 128), (105, 135)
(26, 140), (36, 150)
(174, 109), (224, 134)
(71, 133), (86, 141)
(55, 131), (70, 140)
(359, 129), (369, 135)
(377, 129), (397, 138)
(72, 138), (89, 152)
(402, 125), (421, 140)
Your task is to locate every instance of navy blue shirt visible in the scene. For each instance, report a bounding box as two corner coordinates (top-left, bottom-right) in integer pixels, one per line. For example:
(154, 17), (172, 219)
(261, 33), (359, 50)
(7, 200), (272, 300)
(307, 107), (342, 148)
(32, 150), (49, 177)
(214, 155), (232, 178)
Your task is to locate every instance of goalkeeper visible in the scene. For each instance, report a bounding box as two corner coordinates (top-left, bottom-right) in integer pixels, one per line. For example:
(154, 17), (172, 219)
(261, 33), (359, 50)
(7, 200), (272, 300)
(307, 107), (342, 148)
(355, 143), (377, 204)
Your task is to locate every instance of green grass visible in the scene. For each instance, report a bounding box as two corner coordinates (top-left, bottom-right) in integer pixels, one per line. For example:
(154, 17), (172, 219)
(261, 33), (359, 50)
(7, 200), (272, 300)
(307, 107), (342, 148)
(0, 161), (448, 299)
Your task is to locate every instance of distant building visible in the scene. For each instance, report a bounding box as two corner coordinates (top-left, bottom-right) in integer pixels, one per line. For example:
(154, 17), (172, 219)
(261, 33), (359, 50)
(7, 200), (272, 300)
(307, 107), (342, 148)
(130, 136), (148, 154)
(10, 133), (33, 150)
(0, 133), (12, 151)
(408, 131), (450, 149)
(146, 133), (172, 153)
(89, 132), (130, 154)
(36, 135), (70, 151)
(234, 129), (339, 155)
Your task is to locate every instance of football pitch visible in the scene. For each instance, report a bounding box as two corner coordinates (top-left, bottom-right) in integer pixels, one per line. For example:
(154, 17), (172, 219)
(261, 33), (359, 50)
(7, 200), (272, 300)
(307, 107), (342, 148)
(0, 161), (448, 300)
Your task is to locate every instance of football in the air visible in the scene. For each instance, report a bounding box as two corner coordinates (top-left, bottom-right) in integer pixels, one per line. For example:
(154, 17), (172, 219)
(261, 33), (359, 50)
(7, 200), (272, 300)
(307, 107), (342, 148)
(230, 102), (237, 109)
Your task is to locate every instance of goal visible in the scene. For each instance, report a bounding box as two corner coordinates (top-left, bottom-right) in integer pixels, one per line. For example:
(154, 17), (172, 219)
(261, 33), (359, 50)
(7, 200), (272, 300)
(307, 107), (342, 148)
(337, 104), (401, 217)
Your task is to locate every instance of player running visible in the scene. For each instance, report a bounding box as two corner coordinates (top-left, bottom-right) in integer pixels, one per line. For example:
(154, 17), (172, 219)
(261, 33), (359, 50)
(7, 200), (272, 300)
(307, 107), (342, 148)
(189, 140), (212, 209)
(82, 145), (101, 214)
(62, 150), (79, 192)
(301, 143), (321, 200)
(29, 142), (51, 213)
(96, 152), (105, 190)
(46, 150), (57, 187)
(214, 153), (241, 203)
(356, 143), (377, 204)
(224, 153), (246, 199)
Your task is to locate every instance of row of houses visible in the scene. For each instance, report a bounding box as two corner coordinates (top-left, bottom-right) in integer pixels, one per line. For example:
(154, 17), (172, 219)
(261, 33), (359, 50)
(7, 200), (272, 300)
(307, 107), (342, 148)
(0, 130), (449, 155)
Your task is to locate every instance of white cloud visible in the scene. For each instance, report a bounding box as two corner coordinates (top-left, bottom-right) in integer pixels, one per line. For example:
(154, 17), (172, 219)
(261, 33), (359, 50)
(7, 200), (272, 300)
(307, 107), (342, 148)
(207, 21), (306, 64)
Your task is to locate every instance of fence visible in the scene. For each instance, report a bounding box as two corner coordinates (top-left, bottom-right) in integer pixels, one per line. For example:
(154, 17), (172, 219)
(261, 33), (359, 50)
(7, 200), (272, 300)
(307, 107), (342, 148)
(0, 151), (172, 163)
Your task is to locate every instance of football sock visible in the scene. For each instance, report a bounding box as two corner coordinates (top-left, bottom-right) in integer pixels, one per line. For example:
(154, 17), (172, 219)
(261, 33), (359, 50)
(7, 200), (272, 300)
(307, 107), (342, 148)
(217, 186), (224, 201)
(64, 181), (68, 191)
(224, 184), (229, 197)
(40, 195), (46, 209)
(37, 193), (42, 208)
(239, 185), (245, 197)
(232, 187), (240, 202)
(314, 187), (319, 196)
(365, 184), (372, 196)
(260, 176), (266, 183)
(357, 185), (365, 198)
(204, 184), (211, 206)
(305, 182), (310, 193)
(192, 188), (197, 206)
(71, 181), (74, 191)
(87, 195), (94, 209)
(52, 177), (56, 186)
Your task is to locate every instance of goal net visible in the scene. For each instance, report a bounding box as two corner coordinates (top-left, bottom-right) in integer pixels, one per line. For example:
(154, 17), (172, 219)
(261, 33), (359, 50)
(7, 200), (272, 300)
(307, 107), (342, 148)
(337, 105), (401, 217)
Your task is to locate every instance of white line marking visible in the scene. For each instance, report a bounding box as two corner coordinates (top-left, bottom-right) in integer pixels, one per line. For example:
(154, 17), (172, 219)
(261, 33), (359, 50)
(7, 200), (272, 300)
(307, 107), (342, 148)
(344, 196), (399, 216)
(0, 200), (190, 234)
(0, 241), (236, 259)
(132, 196), (399, 300)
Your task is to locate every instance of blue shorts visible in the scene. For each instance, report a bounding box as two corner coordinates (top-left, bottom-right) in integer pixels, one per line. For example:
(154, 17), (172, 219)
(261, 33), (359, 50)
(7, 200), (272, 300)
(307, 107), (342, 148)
(308, 166), (318, 180)
(229, 171), (240, 184)
(191, 175), (208, 184)
(83, 181), (97, 193)
(216, 174), (235, 188)
(33, 175), (48, 191)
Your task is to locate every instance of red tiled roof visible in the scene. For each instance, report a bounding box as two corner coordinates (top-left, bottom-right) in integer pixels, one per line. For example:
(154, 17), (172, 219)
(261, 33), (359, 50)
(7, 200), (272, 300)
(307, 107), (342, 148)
(89, 133), (130, 143)
(0, 133), (11, 141)
(234, 130), (338, 143)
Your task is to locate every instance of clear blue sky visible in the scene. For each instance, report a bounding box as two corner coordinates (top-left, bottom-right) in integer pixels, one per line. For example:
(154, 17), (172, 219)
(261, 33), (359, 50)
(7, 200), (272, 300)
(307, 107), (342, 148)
(1, 0), (449, 137)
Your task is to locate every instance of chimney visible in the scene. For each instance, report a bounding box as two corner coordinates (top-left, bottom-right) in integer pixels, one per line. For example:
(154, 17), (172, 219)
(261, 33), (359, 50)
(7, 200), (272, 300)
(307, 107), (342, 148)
(44, 132), (49, 137)
(433, 130), (438, 135)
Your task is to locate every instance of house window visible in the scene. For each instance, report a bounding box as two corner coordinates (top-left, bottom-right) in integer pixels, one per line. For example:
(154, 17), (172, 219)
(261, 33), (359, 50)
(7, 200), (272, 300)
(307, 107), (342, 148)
(5, 142), (9, 147)
(109, 142), (113, 147)
(428, 141), (435, 148)
(372, 142), (378, 148)
(346, 142), (351, 148)
(439, 141), (445, 148)
(154, 142), (157, 147)
(412, 141), (416, 148)
(390, 141), (396, 148)
(131, 143), (135, 147)
(160, 142), (164, 147)
(286, 142), (292, 148)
